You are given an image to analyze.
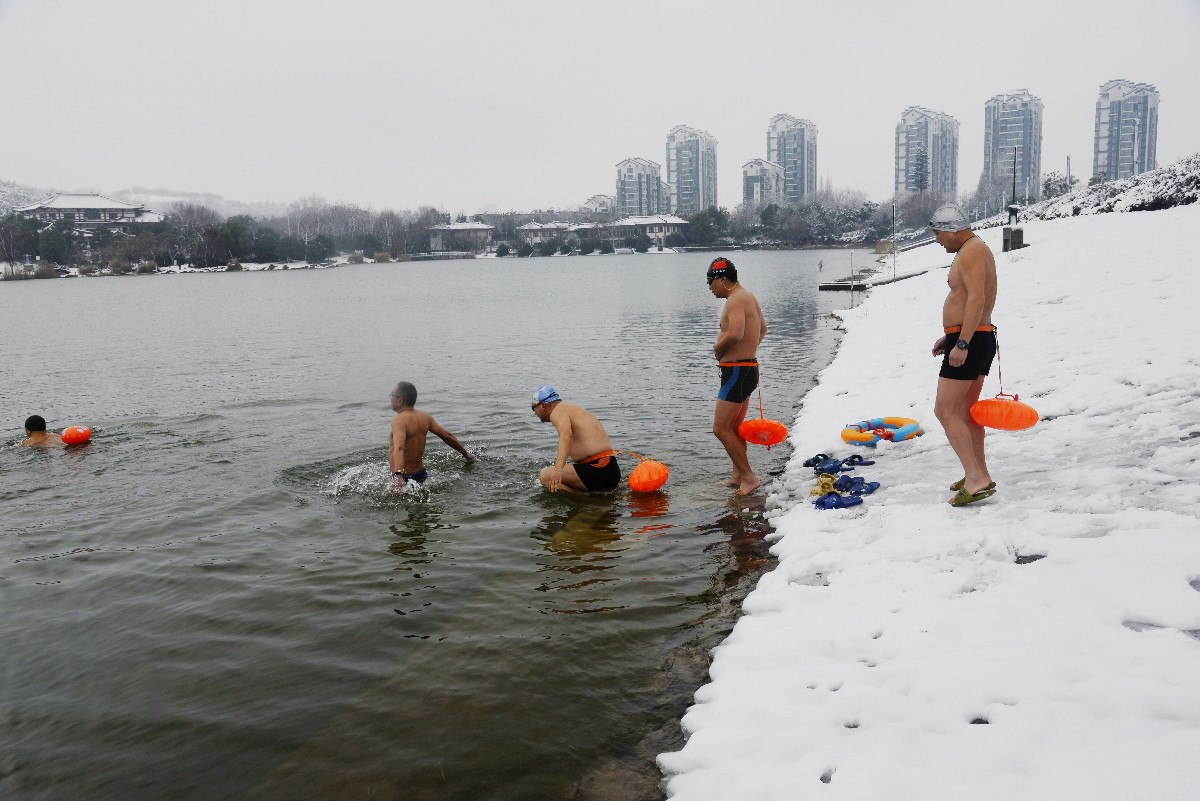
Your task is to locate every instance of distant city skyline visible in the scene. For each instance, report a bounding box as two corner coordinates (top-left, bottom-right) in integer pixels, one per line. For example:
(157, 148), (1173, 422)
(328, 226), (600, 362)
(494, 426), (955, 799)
(1, 0), (1196, 214)
(983, 89), (1044, 200)
(1093, 79), (1161, 181)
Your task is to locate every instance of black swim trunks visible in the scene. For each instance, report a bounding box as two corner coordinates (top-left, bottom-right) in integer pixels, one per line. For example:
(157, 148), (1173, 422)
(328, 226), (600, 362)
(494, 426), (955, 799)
(940, 330), (997, 380)
(717, 360), (759, 403)
(573, 455), (621, 492)
(394, 468), (429, 484)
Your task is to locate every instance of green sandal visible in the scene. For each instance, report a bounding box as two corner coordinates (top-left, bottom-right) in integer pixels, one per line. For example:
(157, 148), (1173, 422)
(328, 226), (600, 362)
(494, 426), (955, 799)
(949, 485), (997, 507)
(950, 478), (996, 492)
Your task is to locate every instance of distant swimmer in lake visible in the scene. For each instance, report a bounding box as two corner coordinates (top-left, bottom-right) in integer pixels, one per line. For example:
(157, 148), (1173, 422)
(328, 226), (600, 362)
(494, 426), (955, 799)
(20, 415), (61, 447)
(708, 257), (768, 496)
(388, 382), (474, 488)
(530, 386), (621, 493)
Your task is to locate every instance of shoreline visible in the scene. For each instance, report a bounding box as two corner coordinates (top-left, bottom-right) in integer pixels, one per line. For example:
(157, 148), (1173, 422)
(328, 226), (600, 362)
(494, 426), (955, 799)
(658, 203), (1200, 799)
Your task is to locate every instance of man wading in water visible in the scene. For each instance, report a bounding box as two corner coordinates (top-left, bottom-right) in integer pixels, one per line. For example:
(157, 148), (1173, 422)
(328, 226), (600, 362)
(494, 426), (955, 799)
(708, 257), (768, 496)
(929, 203), (999, 507)
(388, 381), (474, 488)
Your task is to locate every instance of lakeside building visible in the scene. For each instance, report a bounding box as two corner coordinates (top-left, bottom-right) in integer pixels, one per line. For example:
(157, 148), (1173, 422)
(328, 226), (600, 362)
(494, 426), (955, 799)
(14, 193), (164, 232)
(665, 126), (718, 215)
(766, 114), (818, 205)
(742, 159), (785, 209)
(611, 214), (689, 246)
(429, 221), (494, 252)
(615, 158), (667, 216)
(516, 221), (572, 246)
(982, 89), (1044, 201)
(583, 194), (616, 215)
(1093, 79), (1159, 181)
(894, 106), (959, 196)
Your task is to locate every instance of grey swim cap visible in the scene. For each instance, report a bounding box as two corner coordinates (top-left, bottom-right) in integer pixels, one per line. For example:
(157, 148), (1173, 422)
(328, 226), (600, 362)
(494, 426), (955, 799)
(929, 203), (972, 232)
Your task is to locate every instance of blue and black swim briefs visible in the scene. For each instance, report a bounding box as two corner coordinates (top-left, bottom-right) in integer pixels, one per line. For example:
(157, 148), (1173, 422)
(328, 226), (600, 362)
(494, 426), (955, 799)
(717, 359), (759, 404)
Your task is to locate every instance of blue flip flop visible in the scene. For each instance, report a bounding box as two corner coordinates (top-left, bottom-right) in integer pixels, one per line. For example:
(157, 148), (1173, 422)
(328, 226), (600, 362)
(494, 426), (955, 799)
(850, 481), (880, 496)
(833, 474), (858, 492)
(841, 454), (875, 467)
(802, 453), (832, 468)
(813, 459), (852, 474)
(813, 492), (863, 510)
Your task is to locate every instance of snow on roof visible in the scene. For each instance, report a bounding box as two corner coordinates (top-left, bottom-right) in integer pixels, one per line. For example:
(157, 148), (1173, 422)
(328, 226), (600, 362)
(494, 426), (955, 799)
(612, 215), (689, 226)
(517, 221), (571, 231)
(14, 193), (144, 211)
(429, 222), (494, 231)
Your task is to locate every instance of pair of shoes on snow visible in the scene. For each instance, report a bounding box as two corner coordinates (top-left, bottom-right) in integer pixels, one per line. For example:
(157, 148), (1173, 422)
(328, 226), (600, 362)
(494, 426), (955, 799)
(813, 492), (863, 510)
(833, 475), (880, 495)
(808, 454), (877, 473)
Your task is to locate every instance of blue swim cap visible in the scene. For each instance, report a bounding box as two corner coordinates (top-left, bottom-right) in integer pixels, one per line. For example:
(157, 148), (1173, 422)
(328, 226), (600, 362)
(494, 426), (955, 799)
(532, 385), (560, 404)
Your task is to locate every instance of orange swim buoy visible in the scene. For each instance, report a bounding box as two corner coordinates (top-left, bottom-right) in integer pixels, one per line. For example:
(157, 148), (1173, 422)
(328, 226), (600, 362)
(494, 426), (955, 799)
(970, 394), (1039, 430)
(60, 425), (92, 445)
(737, 383), (789, 449)
(626, 452), (669, 492)
(739, 418), (788, 447)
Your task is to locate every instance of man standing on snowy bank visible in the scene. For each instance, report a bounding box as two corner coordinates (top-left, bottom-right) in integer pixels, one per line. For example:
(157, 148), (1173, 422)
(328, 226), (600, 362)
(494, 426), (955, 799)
(929, 203), (998, 507)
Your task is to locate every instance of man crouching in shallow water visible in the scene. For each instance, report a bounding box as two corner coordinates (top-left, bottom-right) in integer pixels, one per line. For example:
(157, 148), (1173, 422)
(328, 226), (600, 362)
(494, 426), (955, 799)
(530, 385), (621, 493)
(388, 382), (474, 489)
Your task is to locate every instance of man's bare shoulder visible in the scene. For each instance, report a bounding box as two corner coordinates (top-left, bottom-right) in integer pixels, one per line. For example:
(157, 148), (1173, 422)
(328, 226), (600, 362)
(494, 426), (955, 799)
(394, 409), (434, 432)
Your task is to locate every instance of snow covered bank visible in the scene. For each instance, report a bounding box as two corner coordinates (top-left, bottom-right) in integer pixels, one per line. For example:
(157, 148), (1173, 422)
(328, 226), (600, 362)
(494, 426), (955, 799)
(658, 203), (1200, 800)
(984, 152), (1200, 228)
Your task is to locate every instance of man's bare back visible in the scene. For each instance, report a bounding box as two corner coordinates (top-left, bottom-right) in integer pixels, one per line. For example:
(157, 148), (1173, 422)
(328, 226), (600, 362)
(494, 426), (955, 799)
(387, 382), (474, 483)
(546, 402), (613, 464)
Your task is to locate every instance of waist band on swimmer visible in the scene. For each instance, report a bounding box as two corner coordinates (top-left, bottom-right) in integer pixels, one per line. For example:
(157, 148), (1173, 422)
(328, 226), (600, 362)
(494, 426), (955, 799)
(944, 325), (996, 335)
(718, 359), (759, 367)
(575, 449), (616, 466)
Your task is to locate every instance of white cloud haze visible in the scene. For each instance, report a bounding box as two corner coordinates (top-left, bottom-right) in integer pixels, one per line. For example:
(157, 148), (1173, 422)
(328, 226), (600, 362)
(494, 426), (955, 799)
(1, 0), (1197, 213)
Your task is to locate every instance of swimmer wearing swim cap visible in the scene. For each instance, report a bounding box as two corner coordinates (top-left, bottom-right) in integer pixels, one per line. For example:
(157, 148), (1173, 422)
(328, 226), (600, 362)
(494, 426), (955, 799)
(530, 386), (621, 493)
(20, 415), (63, 448)
(708, 258), (768, 496)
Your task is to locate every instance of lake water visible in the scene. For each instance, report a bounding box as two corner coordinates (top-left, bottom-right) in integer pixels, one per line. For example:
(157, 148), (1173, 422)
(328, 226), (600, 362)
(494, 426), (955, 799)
(1, 250), (856, 800)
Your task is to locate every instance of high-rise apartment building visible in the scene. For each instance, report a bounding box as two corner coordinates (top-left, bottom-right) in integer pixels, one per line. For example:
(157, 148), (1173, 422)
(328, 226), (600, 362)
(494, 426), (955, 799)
(665, 125), (718, 214)
(1093, 79), (1159, 181)
(766, 114), (818, 204)
(982, 89), (1043, 200)
(742, 159), (785, 208)
(615, 158), (666, 216)
(894, 106), (959, 196)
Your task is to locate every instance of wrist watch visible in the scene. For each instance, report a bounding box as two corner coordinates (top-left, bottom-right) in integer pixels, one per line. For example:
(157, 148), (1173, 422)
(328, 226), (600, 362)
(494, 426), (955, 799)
(954, 339), (970, 350)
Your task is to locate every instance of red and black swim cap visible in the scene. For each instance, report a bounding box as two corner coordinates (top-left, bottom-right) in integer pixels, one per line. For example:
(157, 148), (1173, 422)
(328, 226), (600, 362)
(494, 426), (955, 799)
(706, 257), (737, 283)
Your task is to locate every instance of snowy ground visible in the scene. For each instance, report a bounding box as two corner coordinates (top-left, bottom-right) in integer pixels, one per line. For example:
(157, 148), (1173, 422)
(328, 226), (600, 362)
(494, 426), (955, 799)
(658, 203), (1200, 800)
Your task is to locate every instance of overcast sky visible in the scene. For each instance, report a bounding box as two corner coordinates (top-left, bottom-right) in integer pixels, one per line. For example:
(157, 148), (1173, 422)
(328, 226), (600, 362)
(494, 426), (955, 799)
(2, 0), (1197, 214)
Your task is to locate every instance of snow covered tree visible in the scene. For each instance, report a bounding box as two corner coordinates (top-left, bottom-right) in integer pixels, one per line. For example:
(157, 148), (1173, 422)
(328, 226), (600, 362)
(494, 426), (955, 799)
(1041, 171), (1081, 199)
(912, 147), (930, 194)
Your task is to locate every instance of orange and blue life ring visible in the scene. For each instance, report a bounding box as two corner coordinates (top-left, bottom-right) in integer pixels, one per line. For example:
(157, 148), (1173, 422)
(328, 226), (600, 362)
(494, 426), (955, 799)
(840, 417), (922, 447)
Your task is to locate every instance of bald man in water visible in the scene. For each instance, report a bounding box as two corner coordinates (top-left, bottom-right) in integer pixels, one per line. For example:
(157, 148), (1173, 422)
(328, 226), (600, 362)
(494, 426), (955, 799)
(388, 382), (475, 487)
